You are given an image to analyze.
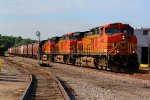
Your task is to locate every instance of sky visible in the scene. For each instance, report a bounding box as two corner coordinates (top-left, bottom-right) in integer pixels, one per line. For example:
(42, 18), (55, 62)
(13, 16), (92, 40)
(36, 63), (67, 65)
(0, 0), (150, 40)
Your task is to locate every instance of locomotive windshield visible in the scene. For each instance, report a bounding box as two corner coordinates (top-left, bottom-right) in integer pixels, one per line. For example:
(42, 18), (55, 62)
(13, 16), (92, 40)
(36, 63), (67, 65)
(59, 36), (66, 40)
(105, 28), (133, 35)
(105, 28), (120, 35)
(50, 37), (59, 43)
(69, 35), (77, 40)
(121, 28), (133, 35)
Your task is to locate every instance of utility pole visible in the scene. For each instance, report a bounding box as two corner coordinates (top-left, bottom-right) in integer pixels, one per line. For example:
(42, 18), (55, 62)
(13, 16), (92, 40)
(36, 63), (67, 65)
(148, 34), (150, 68)
(148, 31), (150, 68)
(36, 31), (41, 64)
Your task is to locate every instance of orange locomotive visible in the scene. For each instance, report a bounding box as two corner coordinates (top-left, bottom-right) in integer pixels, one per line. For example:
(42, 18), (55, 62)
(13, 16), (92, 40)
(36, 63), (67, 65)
(75, 23), (138, 72)
(39, 22), (139, 72)
(39, 33), (77, 65)
(39, 37), (59, 65)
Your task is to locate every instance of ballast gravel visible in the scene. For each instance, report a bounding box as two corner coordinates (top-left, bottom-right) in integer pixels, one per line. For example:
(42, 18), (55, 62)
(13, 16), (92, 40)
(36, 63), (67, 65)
(7, 56), (150, 100)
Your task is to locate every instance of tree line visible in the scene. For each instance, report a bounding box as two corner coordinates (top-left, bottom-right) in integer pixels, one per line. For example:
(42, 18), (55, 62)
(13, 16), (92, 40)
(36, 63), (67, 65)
(0, 34), (37, 55)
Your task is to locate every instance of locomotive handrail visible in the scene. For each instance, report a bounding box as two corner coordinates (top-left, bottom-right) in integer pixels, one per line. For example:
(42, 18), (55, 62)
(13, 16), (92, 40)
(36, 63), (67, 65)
(108, 44), (120, 55)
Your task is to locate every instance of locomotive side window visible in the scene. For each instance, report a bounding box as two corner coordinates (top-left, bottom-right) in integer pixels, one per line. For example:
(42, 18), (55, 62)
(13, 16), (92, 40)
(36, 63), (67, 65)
(91, 27), (100, 35)
(69, 35), (77, 40)
(84, 31), (93, 36)
(59, 36), (66, 40)
(73, 32), (85, 41)
(105, 28), (133, 35)
(51, 37), (59, 43)
(105, 28), (112, 34)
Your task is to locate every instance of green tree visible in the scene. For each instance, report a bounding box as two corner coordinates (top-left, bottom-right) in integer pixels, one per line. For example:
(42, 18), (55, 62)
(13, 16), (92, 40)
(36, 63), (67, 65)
(14, 36), (23, 46)
(0, 34), (37, 55)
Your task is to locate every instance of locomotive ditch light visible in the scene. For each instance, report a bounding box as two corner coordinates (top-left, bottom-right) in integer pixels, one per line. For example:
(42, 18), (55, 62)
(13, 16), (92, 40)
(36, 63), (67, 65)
(133, 51), (135, 53)
(117, 50), (119, 53)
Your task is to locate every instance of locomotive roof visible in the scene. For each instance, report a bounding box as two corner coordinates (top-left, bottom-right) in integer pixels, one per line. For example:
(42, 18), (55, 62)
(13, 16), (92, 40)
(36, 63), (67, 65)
(103, 23), (133, 28)
(73, 31), (90, 36)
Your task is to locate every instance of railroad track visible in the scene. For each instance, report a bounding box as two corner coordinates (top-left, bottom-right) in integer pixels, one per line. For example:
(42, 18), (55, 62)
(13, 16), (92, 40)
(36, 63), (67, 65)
(5, 56), (150, 100)
(2, 57), (70, 100)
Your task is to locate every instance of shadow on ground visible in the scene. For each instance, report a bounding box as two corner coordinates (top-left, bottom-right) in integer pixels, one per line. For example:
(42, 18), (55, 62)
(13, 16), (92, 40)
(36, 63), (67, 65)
(137, 69), (149, 74)
(0, 73), (25, 83)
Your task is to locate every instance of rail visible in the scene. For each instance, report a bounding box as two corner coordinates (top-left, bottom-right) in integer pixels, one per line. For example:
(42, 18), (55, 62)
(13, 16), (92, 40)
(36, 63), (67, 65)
(20, 71), (70, 100)
(36, 67), (71, 100)
(52, 76), (70, 100)
(20, 74), (33, 100)
(5, 56), (71, 100)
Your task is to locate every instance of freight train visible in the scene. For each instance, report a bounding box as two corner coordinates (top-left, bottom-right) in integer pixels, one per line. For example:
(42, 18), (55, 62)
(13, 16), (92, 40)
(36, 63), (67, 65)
(8, 23), (139, 72)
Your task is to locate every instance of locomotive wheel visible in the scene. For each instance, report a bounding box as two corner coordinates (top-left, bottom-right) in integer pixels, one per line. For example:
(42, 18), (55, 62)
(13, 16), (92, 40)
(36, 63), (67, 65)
(96, 57), (108, 70)
(48, 61), (52, 67)
(94, 58), (99, 69)
(50, 56), (54, 62)
(72, 59), (76, 66)
(76, 57), (81, 67)
(98, 59), (103, 69)
(65, 56), (70, 64)
(78, 58), (82, 67)
(54, 57), (57, 62)
(100, 58), (108, 70)
(48, 58), (52, 67)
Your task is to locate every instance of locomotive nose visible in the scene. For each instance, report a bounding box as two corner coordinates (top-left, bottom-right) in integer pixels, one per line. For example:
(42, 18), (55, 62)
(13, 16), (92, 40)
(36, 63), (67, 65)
(117, 34), (135, 55)
(121, 33), (131, 42)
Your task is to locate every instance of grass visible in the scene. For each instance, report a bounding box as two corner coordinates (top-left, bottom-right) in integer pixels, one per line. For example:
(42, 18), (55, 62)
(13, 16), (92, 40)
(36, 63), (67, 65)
(0, 59), (4, 72)
(140, 64), (149, 68)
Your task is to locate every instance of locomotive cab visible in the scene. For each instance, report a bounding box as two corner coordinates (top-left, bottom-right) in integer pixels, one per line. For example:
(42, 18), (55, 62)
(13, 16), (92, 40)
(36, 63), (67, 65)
(54, 33), (78, 64)
(50, 37), (59, 53)
(104, 23), (137, 55)
(58, 33), (77, 53)
(42, 37), (59, 54)
(39, 37), (60, 66)
(103, 23), (139, 72)
(73, 32), (85, 41)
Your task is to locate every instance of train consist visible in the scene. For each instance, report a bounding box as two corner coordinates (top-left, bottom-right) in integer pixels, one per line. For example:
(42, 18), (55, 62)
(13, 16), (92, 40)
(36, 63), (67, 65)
(8, 23), (139, 72)
(8, 43), (39, 58)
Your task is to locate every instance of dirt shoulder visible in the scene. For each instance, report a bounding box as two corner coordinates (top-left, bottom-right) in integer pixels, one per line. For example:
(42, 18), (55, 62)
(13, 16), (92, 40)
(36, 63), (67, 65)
(0, 57), (30, 100)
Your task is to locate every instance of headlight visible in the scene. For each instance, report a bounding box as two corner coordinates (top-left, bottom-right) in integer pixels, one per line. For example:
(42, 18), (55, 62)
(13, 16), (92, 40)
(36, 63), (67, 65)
(122, 35), (125, 40)
(133, 51), (135, 53)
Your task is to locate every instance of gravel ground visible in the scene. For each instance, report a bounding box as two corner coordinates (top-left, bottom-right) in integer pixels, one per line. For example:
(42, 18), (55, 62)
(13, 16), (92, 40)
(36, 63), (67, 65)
(0, 57), (30, 100)
(7, 56), (150, 100)
(45, 63), (150, 100)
